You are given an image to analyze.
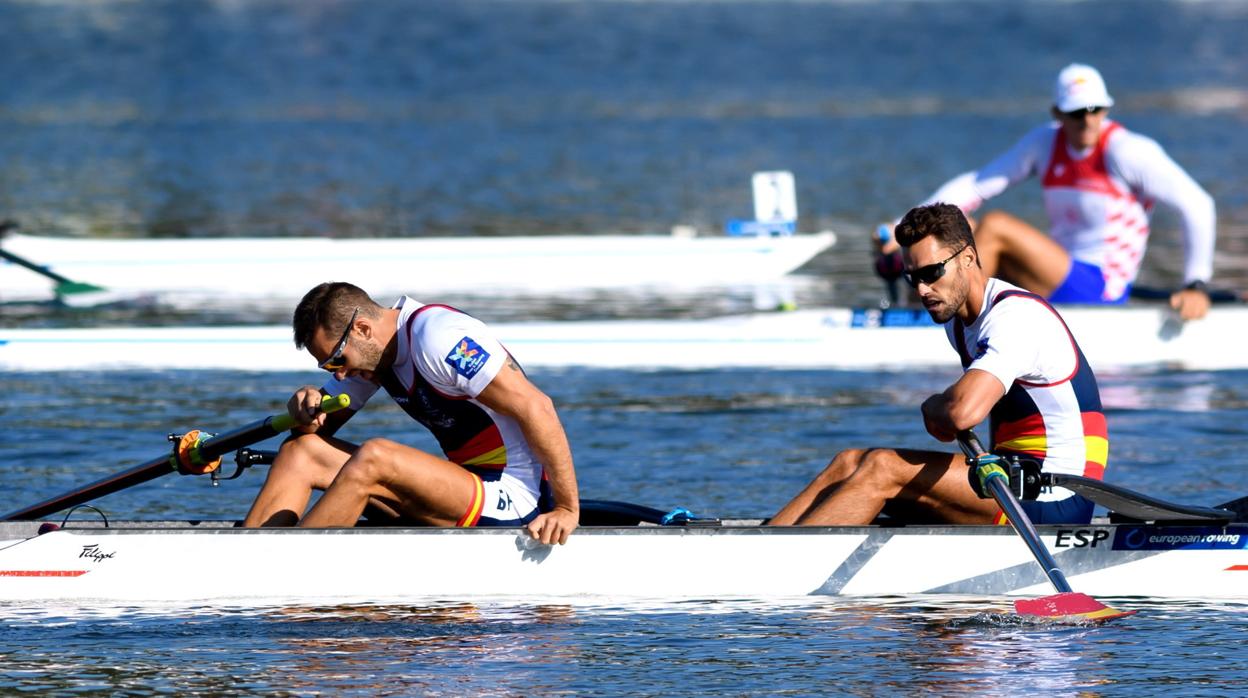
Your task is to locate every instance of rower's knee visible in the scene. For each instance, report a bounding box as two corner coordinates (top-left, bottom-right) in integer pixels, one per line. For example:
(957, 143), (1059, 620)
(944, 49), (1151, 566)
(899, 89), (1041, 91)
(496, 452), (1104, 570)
(856, 448), (909, 489)
(337, 438), (399, 486)
(276, 433), (310, 457)
(822, 448), (866, 480)
(272, 434), (325, 475)
(973, 210), (1009, 241)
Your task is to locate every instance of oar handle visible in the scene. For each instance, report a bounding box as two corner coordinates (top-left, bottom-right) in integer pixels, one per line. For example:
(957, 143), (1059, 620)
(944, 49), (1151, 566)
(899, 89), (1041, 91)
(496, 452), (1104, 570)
(265, 393), (351, 436)
(176, 393), (352, 471)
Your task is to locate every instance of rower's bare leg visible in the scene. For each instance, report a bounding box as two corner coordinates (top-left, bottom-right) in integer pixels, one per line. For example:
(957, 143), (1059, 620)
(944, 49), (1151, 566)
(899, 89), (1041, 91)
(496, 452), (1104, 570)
(298, 438), (480, 528)
(242, 433), (355, 527)
(784, 449), (999, 525)
(971, 210), (1072, 297)
(769, 449), (864, 525)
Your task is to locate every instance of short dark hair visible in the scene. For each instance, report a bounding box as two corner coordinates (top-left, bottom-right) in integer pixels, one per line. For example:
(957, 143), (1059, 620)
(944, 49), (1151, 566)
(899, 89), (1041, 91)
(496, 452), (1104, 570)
(292, 282), (382, 349)
(894, 203), (976, 255)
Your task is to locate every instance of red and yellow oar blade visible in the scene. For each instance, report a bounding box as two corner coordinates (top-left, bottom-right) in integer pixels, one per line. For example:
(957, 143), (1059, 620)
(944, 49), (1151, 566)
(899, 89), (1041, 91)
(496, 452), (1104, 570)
(1014, 592), (1137, 623)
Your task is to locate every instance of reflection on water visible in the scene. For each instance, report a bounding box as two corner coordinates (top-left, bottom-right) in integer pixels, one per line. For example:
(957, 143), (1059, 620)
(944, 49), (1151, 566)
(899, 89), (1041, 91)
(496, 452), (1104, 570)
(1100, 371), (1248, 412)
(3, 597), (1245, 695)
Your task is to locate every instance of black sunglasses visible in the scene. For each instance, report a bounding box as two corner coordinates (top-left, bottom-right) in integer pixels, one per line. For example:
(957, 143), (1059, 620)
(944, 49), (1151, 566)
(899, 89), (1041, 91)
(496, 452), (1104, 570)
(318, 307), (359, 371)
(1060, 106), (1106, 120)
(902, 244), (969, 288)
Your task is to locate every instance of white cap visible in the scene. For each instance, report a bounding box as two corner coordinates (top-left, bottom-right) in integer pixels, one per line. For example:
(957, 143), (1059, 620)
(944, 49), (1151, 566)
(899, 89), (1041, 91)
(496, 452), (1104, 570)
(1053, 63), (1115, 112)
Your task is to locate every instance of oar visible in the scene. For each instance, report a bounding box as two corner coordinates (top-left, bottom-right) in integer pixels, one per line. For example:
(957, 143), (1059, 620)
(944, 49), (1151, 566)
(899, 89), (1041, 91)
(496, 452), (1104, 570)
(0, 219), (122, 306)
(1130, 284), (1243, 304)
(956, 430), (1135, 622)
(1, 394), (350, 521)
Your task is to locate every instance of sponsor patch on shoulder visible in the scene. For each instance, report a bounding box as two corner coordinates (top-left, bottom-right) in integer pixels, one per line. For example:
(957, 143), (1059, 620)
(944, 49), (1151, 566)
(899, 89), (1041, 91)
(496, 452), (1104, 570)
(445, 336), (491, 379)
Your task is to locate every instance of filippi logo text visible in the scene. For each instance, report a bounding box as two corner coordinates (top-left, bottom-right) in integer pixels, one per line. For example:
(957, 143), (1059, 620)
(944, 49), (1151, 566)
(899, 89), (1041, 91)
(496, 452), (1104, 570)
(79, 544), (117, 563)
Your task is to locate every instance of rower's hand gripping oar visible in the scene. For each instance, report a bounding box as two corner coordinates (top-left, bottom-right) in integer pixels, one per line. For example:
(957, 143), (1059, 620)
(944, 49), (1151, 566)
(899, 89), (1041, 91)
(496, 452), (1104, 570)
(1, 394), (350, 521)
(957, 430), (1135, 622)
(167, 393), (350, 476)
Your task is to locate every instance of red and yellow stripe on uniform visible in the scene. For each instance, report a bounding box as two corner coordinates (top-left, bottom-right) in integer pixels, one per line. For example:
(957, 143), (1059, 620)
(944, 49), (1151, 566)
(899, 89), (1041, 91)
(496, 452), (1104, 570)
(456, 473), (486, 527)
(993, 412), (1108, 480)
(446, 424), (508, 471)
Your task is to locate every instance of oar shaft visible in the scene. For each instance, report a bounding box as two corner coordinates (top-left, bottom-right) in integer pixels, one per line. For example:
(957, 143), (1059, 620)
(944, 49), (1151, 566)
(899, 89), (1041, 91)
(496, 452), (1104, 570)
(983, 474), (1073, 594)
(0, 455), (173, 522)
(1129, 284), (1241, 304)
(0, 247), (77, 285)
(957, 430), (1072, 595)
(2, 394), (350, 521)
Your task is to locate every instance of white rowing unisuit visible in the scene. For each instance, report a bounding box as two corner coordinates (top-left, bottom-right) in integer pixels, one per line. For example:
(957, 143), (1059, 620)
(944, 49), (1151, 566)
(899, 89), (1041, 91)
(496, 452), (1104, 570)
(322, 298), (547, 525)
(922, 119), (1215, 300)
(946, 278), (1109, 502)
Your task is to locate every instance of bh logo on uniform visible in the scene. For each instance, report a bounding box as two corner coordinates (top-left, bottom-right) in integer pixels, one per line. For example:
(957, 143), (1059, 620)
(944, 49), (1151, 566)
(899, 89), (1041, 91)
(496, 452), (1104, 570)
(446, 336), (490, 379)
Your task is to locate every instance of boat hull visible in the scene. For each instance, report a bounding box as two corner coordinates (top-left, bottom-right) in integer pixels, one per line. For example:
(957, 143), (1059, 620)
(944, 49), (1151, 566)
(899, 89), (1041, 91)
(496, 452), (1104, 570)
(1, 305), (1244, 372)
(1, 521), (1244, 603)
(0, 231), (835, 302)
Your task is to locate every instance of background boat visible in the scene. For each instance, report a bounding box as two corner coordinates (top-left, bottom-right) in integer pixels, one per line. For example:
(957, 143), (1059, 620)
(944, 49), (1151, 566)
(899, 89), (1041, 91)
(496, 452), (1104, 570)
(3, 303), (1244, 373)
(0, 228), (835, 305)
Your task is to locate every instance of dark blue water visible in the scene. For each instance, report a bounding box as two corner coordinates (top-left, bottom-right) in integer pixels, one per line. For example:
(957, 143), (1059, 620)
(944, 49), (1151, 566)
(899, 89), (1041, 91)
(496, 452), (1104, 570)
(3, 0), (1248, 693)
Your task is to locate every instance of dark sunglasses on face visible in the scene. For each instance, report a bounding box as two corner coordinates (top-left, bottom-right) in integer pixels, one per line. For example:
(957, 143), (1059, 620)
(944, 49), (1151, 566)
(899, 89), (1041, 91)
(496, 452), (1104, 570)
(1060, 106), (1106, 120)
(902, 244), (969, 288)
(318, 307), (359, 371)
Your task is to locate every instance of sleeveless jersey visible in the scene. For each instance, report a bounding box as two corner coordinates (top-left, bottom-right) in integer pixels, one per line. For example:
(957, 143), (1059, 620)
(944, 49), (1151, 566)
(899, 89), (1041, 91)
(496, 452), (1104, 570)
(322, 298), (545, 494)
(1041, 122), (1151, 301)
(919, 120), (1215, 296)
(947, 279), (1109, 501)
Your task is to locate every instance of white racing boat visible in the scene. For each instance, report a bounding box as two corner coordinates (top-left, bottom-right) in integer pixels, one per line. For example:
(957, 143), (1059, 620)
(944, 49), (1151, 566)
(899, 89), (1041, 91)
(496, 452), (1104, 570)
(0, 396), (1242, 608)
(1, 501), (1244, 604)
(2, 304), (1245, 372)
(1, 175), (829, 306)
(0, 229), (836, 305)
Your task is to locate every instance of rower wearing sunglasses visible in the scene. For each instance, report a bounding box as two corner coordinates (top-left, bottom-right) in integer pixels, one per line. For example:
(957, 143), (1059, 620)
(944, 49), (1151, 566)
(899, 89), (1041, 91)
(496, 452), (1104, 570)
(772, 203), (1105, 526)
(242, 282), (580, 546)
(876, 63), (1216, 320)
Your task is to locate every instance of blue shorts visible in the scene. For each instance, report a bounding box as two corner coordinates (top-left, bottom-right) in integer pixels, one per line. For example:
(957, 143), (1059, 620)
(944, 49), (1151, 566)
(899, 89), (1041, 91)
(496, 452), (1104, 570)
(1048, 260), (1129, 304)
(1015, 494), (1095, 525)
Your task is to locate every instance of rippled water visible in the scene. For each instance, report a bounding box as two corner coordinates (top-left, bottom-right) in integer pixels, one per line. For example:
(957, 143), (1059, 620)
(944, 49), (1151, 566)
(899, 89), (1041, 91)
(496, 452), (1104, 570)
(4, 368), (1246, 518)
(1, 597), (1246, 695)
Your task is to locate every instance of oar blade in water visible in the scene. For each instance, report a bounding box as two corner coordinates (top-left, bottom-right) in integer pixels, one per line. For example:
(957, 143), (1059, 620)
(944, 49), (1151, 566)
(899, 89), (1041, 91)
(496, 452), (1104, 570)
(1014, 592), (1137, 622)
